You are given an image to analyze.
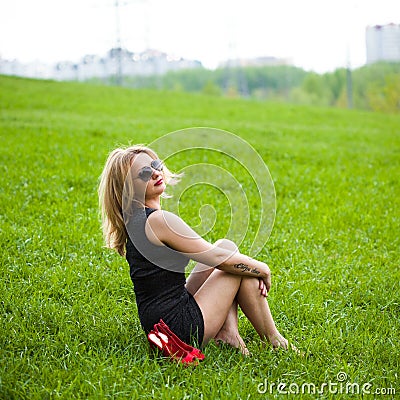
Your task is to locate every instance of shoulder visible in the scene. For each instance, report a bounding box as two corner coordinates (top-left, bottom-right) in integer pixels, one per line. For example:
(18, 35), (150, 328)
(146, 209), (202, 245)
(146, 209), (185, 231)
(145, 209), (187, 246)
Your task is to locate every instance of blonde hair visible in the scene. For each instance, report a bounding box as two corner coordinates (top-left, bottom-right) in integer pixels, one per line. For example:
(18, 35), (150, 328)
(98, 145), (181, 256)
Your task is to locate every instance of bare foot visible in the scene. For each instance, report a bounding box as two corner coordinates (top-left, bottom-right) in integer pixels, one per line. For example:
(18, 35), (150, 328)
(269, 332), (302, 355)
(270, 332), (289, 349)
(214, 329), (250, 356)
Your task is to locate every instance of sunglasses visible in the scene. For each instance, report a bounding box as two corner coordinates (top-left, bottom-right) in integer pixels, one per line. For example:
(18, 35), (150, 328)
(135, 159), (164, 182)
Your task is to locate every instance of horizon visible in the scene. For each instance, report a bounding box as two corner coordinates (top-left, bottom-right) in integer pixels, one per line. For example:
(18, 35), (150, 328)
(3, 45), (399, 75)
(1, 0), (399, 73)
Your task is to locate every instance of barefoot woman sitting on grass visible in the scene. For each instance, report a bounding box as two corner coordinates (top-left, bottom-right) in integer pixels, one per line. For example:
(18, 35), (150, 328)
(98, 145), (293, 355)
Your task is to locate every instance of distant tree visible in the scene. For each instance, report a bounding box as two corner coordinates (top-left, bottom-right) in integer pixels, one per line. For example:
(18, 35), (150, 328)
(225, 85), (240, 98)
(289, 87), (319, 105)
(202, 80), (221, 96)
(324, 68), (346, 105)
(351, 62), (400, 109)
(335, 88), (349, 109)
(299, 73), (331, 106)
(95, 60), (399, 112)
(367, 73), (400, 113)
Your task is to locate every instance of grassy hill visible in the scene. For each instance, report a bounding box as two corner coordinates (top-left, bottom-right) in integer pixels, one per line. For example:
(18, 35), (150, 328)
(1, 75), (399, 399)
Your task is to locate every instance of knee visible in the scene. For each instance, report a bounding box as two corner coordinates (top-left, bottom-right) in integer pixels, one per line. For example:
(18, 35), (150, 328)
(214, 238), (239, 252)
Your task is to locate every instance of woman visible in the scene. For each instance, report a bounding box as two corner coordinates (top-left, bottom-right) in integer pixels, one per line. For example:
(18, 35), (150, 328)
(98, 144), (292, 355)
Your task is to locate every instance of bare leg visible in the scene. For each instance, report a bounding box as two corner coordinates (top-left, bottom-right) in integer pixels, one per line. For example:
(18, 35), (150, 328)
(213, 300), (249, 355)
(237, 277), (288, 349)
(186, 238), (237, 295)
(186, 239), (248, 353)
(194, 269), (290, 350)
(186, 261), (249, 353)
(185, 262), (213, 296)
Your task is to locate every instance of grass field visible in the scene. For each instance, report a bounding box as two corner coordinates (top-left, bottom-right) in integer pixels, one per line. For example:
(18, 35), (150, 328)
(0, 75), (399, 399)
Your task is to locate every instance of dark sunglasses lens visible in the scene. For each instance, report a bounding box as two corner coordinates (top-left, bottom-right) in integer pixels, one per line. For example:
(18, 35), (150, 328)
(138, 167), (153, 181)
(151, 159), (163, 171)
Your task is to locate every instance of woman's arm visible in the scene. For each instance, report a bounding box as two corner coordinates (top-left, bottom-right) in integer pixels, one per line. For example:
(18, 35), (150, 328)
(146, 210), (271, 291)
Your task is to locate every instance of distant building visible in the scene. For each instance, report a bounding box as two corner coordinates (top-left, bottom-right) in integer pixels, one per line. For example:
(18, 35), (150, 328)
(218, 56), (292, 69)
(0, 48), (203, 81)
(366, 23), (400, 64)
(0, 58), (54, 79)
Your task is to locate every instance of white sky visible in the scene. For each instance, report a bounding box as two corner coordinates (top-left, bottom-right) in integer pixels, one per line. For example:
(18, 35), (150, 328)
(0, 0), (399, 72)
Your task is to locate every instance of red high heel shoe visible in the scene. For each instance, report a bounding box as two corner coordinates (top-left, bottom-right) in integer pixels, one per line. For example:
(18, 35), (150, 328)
(147, 330), (200, 365)
(147, 320), (205, 365)
(155, 319), (205, 361)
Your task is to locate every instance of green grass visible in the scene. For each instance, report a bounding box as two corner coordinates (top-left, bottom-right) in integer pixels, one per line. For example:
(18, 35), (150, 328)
(1, 75), (399, 399)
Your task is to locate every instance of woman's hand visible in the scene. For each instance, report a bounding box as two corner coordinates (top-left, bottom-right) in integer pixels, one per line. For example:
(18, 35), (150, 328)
(259, 278), (272, 297)
(259, 265), (271, 297)
(258, 278), (268, 297)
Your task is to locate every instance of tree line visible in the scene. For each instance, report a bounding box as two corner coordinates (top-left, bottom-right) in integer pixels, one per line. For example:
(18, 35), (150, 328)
(93, 61), (400, 113)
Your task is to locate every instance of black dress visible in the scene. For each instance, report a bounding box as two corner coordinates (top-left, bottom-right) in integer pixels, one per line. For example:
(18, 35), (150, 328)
(125, 206), (204, 345)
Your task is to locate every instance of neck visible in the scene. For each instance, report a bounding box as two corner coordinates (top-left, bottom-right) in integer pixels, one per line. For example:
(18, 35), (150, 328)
(134, 196), (161, 210)
(145, 198), (161, 209)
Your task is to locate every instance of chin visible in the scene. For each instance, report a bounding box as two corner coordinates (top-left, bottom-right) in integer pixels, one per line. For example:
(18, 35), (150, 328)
(158, 184), (167, 193)
(153, 183), (166, 194)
